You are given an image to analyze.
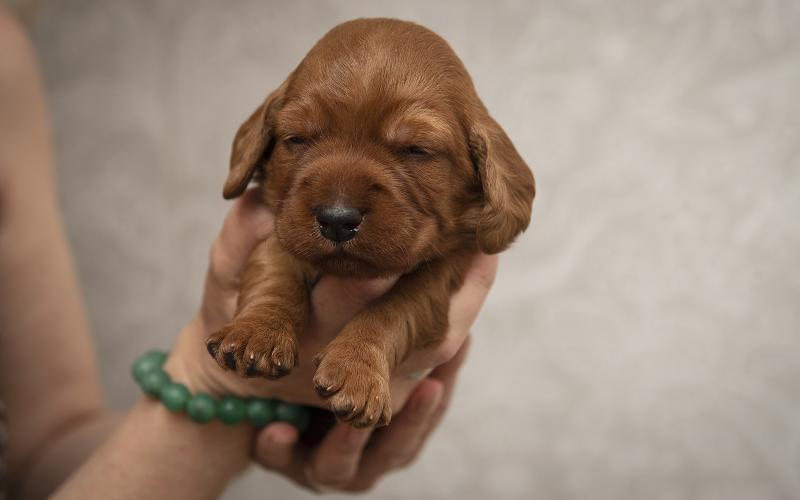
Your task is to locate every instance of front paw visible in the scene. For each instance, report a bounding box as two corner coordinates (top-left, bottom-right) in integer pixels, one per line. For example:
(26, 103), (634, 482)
(312, 343), (391, 428)
(206, 320), (298, 379)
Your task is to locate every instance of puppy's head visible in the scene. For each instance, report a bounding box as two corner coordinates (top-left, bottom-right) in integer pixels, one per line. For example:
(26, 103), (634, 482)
(224, 19), (535, 278)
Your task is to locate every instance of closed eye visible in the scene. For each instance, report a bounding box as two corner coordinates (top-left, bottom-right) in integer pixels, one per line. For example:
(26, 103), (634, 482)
(285, 136), (308, 146)
(398, 145), (434, 159)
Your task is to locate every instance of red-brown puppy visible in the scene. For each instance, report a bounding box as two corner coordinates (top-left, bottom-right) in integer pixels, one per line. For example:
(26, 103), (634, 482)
(207, 18), (535, 428)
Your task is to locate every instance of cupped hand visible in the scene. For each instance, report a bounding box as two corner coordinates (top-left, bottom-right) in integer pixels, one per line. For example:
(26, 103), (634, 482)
(166, 189), (497, 491)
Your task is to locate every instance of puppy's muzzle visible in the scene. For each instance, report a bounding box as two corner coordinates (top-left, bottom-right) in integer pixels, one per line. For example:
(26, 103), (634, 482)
(316, 205), (363, 243)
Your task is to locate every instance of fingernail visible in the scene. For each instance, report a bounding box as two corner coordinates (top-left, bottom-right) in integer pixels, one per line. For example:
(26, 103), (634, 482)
(262, 425), (297, 448)
(406, 368), (433, 381)
(270, 432), (295, 446)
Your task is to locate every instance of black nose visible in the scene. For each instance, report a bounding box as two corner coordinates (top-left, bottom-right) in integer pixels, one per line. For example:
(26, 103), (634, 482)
(316, 205), (363, 243)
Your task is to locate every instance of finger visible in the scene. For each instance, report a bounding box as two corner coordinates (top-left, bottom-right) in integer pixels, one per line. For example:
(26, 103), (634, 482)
(309, 275), (398, 339)
(447, 253), (498, 336)
(402, 254), (495, 372)
(306, 423), (372, 490)
(203, 189), (274, 328)
(429, 335), (470, 408)
(253, 422), (300, 472)
(348, 378), (443, 492)
(423, 335), (471, 438)
(349, 339), (470, 492)
(207, 188), (274, 292)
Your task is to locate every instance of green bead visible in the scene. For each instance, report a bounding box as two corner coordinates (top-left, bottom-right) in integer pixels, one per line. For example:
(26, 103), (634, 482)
(247, 399), (276, 427)
(294, 408), (310, 433)
(187, 394), (217, 423)
(160, 383), (191, 412)
(132, 350), (168, 383)
(140, 369), (170, 397)
(218, 396), (247, 425)
(276, 402), (310, 433)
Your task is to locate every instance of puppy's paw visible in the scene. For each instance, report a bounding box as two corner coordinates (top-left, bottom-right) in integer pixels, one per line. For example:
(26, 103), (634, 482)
(312, 343), (391, 428)
(206, 321), (298, 379)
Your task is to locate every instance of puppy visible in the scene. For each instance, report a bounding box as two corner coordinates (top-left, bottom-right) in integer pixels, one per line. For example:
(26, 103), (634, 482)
(206, 18), (535, 428)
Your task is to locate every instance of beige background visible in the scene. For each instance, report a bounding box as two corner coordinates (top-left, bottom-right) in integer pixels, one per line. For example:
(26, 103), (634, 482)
(17, 0), (800, 498)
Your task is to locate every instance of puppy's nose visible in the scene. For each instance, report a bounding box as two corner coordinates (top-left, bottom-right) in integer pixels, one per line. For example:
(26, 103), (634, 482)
(316, 205), (363, 243)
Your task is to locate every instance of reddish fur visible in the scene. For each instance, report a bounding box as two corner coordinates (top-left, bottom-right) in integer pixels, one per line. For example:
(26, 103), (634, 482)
(207, 18), (535, 427)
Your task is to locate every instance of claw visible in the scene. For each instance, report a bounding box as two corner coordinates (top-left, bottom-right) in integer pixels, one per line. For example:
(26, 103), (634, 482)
(223, 351), (237, 370)
(206, 340), (220, 358)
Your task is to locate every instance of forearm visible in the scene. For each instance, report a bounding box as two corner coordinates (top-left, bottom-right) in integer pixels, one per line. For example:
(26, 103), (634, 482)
(0, 8), (104, 489)
(16, 414), (121, 500)
(53, 399), (253, 500)
(0, 194), (104, 487)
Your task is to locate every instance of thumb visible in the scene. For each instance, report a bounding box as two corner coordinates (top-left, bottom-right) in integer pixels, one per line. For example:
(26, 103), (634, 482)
(202, 188), (274, 331)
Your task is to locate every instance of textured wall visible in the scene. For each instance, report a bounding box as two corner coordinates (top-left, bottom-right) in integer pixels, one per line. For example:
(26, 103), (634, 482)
(23, 0), (800, 499)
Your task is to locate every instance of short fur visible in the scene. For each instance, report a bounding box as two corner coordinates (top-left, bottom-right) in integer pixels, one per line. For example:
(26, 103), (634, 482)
(207, 18), (535, 427)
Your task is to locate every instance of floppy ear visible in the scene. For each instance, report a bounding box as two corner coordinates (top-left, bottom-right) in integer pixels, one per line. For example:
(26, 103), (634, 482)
(469, 115), (536, 254)
(223, 82), (288, 199)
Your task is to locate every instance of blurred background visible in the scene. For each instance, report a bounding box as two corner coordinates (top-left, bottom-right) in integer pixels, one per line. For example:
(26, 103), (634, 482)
(8, 0), (800, 498)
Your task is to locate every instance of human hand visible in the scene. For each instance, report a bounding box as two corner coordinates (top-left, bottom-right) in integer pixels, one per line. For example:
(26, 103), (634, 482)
(165, 188), (496, 489)
(254, 335), (472, 492)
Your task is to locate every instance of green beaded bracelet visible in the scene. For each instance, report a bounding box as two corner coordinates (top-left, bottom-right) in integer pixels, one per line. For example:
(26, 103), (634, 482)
(132, 350), (310, 432)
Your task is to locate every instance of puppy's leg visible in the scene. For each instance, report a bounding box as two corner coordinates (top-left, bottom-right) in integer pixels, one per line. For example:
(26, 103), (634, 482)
(207, 236), (312, 379)
(313, 254), (472, 427)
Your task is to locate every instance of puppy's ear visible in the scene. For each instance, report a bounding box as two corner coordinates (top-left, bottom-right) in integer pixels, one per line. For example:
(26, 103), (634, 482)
(223, 81), (288, 199)
(469, 115), (536, 254)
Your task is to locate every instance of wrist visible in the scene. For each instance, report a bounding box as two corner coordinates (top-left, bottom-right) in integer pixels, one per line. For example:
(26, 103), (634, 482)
(54, 396), (253, 499)
(165, 316), (318, 404)
(137, 341), (312, 432)
(99, 397), (253, 492)
(165, 316), (247, 397)
(133, 395), (254, 459)
(167, 316), (424, 414)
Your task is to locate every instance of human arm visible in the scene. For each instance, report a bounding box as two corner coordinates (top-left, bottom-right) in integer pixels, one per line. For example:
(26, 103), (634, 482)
(0, 9), (496, 496)
(51, 184), (495, 498)
(0, 9), (108, 498)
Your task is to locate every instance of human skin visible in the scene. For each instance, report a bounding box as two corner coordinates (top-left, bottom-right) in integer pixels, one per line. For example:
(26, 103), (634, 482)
(163, 188), (496, 492)
(47, 186), (494, 498)
(0, 10), (108, 498)
(0, 7), (498, 497)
